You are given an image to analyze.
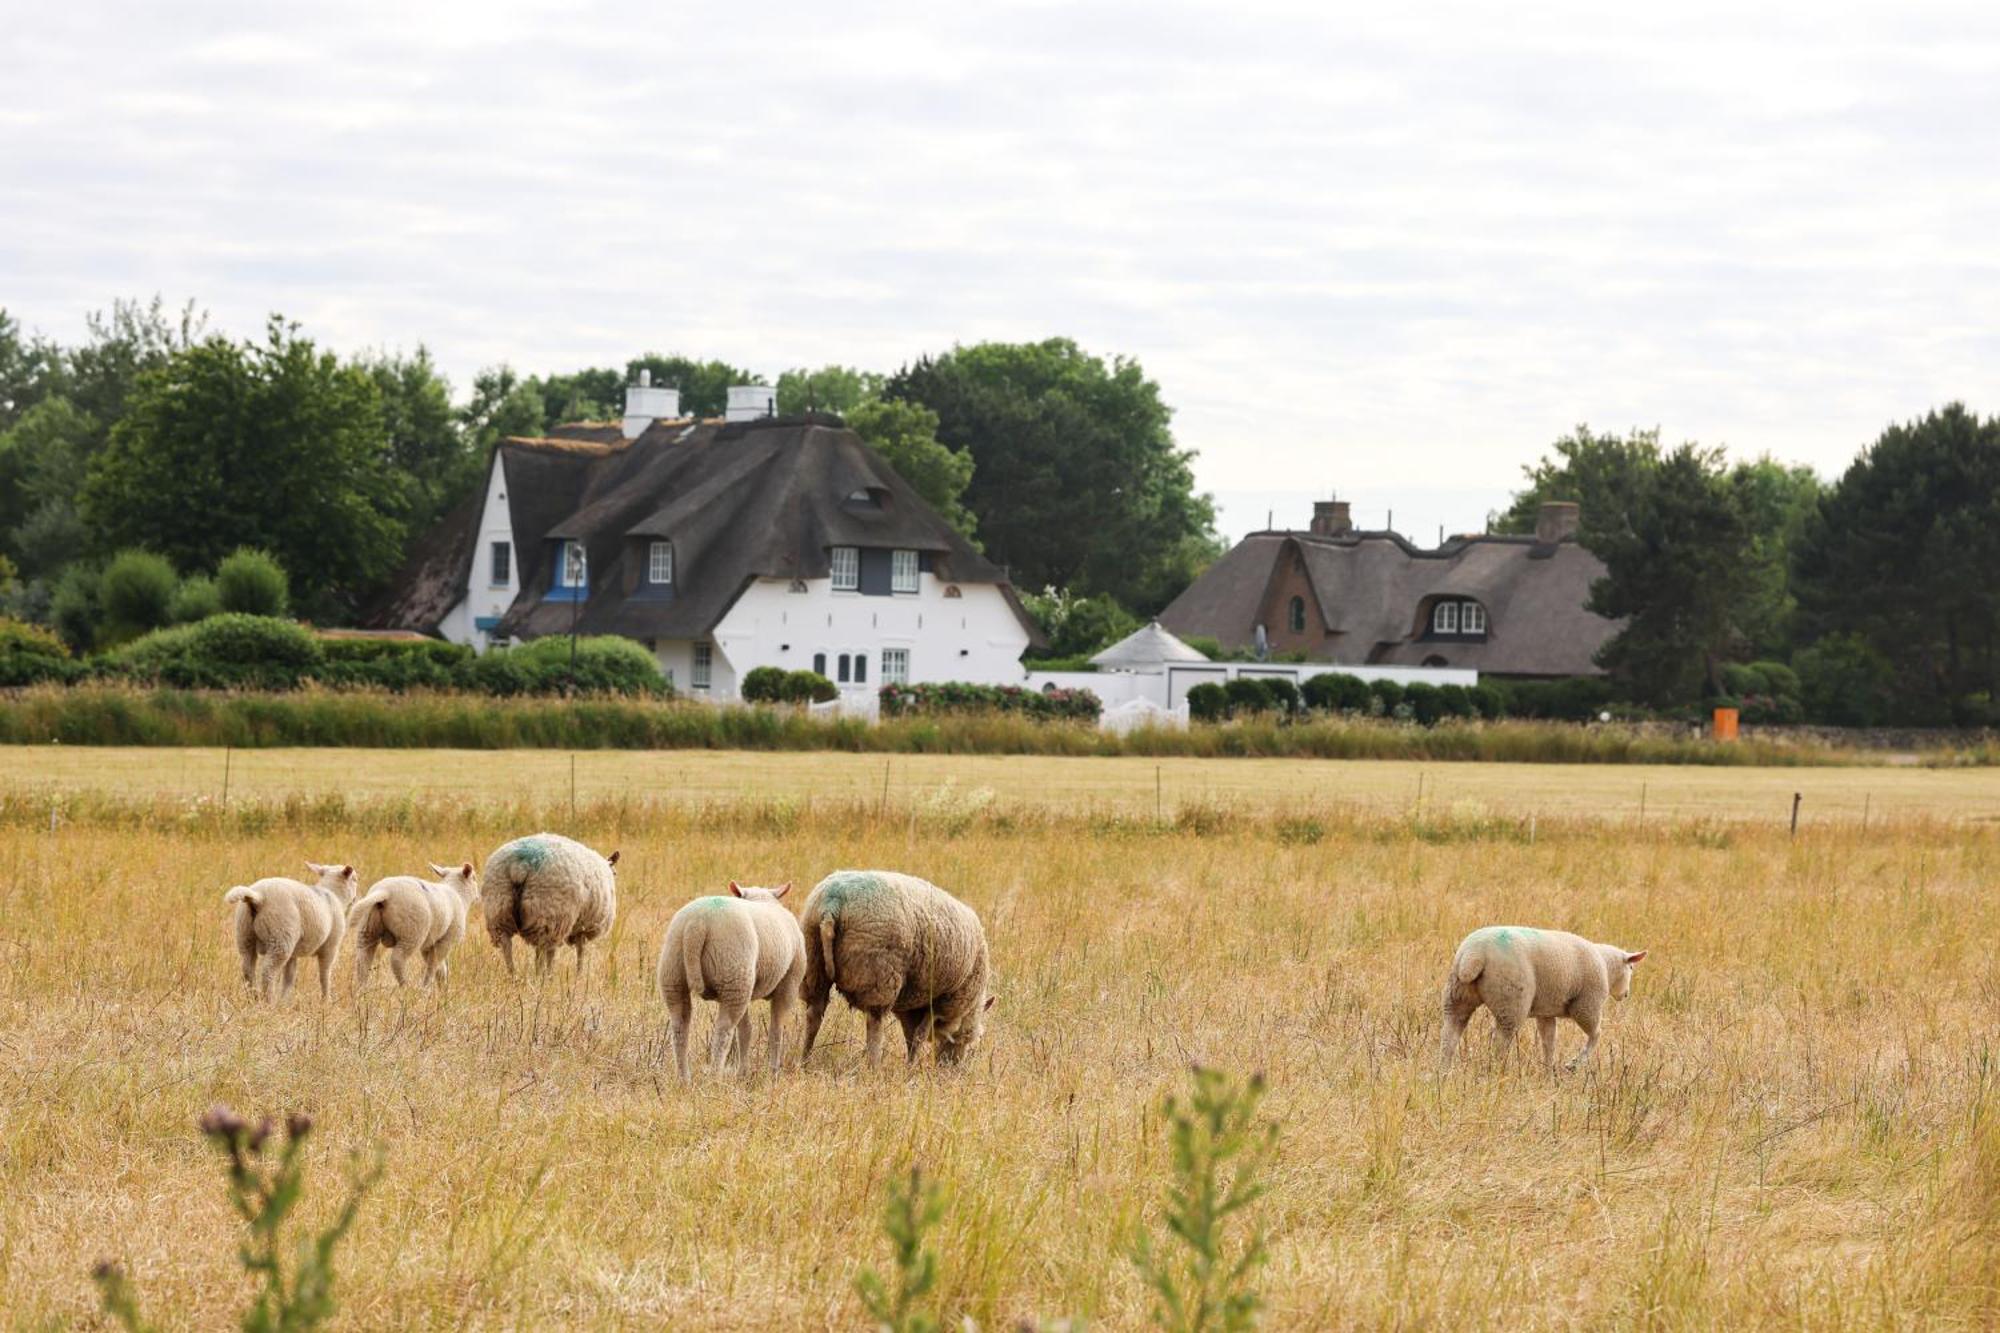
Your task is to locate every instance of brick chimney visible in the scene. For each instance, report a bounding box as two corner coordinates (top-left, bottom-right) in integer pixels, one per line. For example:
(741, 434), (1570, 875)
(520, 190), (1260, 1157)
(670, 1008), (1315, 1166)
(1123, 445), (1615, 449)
(1309, 498), (1353, 537)
(1535, 500), (1581, 543)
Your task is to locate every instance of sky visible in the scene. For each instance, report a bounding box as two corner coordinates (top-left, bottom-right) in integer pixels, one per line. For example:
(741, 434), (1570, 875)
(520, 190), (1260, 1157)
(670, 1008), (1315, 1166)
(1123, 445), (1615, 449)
(5, 1), (1998, 545)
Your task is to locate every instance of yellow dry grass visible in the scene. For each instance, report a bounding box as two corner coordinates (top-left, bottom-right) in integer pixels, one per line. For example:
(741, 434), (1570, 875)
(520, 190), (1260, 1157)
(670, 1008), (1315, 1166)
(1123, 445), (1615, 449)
(1, 752), (1997, 1329)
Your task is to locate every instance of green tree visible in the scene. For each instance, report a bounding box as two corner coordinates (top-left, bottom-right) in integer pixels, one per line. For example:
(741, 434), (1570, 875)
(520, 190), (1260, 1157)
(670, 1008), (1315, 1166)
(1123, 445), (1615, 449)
(531, 366), (625, 427)
(1792, 404), (2000, 719)
(215, 548), (291, 618)
(1587, 444), (1761, 704)
(885, 338), (1218, 611)
(844, 399), (978, 542)
(1021, 586), (1139, 658)
(0, 307), (62, 431)
(98, 549), (179, 645)
(360, 348), (478, 535)
(1492, 425), (1662, 538)
(81, 320), (401, 618)
(0, 396), (96, 578)
(461, 366), (547, 453)
(776, 364), (882, 415)
(1728, 456), (1822, 659)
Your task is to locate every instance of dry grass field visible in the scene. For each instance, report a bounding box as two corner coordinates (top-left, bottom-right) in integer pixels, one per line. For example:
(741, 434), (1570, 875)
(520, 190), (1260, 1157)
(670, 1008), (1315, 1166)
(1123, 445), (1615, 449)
(2, 750), (1998, 1328)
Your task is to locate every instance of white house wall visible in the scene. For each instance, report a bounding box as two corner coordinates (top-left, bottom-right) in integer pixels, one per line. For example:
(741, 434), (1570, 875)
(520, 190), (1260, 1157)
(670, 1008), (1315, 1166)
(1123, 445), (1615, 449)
(706, 572), (1029, 699)
(449, 454), (519, 652)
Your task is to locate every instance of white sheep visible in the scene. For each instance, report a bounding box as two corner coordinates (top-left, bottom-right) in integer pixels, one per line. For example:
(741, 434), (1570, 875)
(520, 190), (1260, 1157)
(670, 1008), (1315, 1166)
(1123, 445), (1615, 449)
(223, 862), (358, 1001)
(798, 870), (994, 1067)
(349, 862), (481, 989)
(656, 881), (805, 1080)
(479, 833), (618, 977)
(1440, 926), (1647, 1071)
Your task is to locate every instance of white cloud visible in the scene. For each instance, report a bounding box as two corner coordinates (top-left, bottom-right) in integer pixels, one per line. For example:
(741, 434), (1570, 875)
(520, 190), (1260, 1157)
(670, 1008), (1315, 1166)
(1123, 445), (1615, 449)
(4, 0), (1997, 526)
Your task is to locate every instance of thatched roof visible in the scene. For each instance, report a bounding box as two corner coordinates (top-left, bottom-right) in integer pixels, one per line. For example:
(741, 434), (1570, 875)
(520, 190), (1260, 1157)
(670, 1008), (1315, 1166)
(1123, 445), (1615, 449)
(370, 414), (1037, 644)
(1158, 528), (1618, 677)
(1090, 620), (1210, 670)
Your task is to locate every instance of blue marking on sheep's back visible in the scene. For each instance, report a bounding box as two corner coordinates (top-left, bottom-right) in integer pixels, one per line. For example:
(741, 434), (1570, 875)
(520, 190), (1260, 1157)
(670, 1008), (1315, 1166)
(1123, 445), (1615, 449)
(498, 836), (552, 871)
(818, 870), (887, 912)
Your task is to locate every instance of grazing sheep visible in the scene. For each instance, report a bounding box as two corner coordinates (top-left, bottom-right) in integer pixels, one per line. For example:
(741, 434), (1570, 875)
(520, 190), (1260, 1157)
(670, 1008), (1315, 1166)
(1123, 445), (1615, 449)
(798, 870), (994, 1068)
(480, 833), (619, 977)
(349, 862), (481, 990)
(1440, 926), (1647, 1071)
(223, 862), (358, 1001)
(656, 882), (805, 1080)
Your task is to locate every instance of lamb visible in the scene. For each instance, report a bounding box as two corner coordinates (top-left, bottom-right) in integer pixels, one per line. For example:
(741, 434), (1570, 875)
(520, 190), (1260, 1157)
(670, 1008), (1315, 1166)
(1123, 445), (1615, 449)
(656, 881), (806, 1080)
(479, 833), (619, 977)
(223, 862), (359, 1001)
(798, 870), (994, 1068)
(349, 862), (481, 990)
(1440, 926), (1647, 1071)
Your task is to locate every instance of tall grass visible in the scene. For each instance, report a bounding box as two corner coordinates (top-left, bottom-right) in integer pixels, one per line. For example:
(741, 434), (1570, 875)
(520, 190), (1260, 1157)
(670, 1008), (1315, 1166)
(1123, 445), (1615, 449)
(0, 683), (1914, 764)
(2, 775), (1997, 1326)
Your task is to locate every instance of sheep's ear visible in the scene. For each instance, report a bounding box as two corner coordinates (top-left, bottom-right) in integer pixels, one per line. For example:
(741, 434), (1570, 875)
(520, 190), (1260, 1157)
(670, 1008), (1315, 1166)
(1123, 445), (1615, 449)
(1625, 950), (1648, 966)
(460, 861), (474, 878)
(729, 881), (744, 897)
(607, 850), (621, 867)
(983, 994), (997, 1012)
(773, 881), (792, 899)
(342, 865), (355, 879)
(428, 862), (451, 879)
(304, 861), (322, 876)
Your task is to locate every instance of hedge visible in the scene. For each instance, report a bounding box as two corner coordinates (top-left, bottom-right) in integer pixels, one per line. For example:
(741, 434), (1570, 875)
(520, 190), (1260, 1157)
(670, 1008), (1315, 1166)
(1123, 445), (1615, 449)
(878, 680), (1102, 721)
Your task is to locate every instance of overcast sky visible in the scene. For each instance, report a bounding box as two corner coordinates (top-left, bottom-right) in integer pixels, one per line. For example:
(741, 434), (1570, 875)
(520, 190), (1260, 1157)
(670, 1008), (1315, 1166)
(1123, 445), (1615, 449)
(5, 1), (1997, 543)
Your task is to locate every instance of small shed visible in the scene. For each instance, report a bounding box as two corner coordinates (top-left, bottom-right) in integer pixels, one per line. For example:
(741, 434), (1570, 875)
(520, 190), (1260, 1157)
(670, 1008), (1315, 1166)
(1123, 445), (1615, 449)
(1089, 620), (1211, 673)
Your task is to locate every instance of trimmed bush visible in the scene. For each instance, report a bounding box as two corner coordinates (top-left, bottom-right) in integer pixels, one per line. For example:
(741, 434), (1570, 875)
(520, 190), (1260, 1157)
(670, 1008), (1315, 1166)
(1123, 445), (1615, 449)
(0, 616), (83, 686)
(1302, 672), (1372, 713)
(1495, 676), (1616, 722)
(782, 669), (838, 704)
(169, 574), (222, 624)
(878, 680), (1102, 722)
(1186, 682), (1228, 723)
(1403, 681), (1445, 726)
(99, 549), (179, 645)
(315, 636), (474, 692)
(1260, 677), (1301, 715)
(1223, 677), (1274, 716)
(50, 565), (101, 652)
(1468, 683), (1506, 720)
(215, 548), (290, 618)
(741, 665), (789, 703)
(107, 614), (324, 689)
(1367, 679), (1405, 714)
(1436, 684), (1475, 720)
(510, 635), (668, 696)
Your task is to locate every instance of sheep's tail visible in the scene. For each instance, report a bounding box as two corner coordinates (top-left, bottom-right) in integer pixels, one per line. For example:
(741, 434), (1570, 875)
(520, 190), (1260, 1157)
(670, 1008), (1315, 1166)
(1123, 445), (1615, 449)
(816, 914), (839, 987)
(1452, 948), (1485, 986)
(347, 885), (390, 931)
(680, 923), (706, 993)
(223, 885), (262, 912)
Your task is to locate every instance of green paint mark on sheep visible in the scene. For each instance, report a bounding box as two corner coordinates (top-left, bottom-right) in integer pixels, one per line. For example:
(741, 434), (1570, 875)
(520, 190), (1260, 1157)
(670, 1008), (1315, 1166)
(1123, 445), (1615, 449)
(503, 837), (551, 871)
(818, 871), (887, 912)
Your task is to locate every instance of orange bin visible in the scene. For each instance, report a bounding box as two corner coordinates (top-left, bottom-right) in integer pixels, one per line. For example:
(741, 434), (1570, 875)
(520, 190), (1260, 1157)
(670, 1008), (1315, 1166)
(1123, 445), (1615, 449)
(1712, 706), (1739, 741)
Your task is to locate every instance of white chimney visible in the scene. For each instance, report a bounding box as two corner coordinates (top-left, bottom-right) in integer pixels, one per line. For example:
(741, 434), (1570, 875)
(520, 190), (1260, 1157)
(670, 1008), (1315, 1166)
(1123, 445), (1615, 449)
(725, 383), (777, 423)
(621, 368), (679, 439)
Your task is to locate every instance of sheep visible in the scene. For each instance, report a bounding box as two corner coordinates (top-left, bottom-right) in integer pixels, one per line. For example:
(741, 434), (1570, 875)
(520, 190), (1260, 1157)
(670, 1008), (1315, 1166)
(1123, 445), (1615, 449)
(798, 870), (994, 1068)
(1440, 926), (1647, 1071)
(223, 862), (358, 1001)
(480, 833), (619, 977)
(349, 862), (481, 990)
(656, 881), (805, 1080)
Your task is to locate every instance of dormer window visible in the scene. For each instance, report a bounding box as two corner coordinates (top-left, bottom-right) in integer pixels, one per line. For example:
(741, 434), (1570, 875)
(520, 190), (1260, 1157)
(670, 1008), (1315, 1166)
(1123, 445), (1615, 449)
(558, 541), (587, 589)
(647, 541), (674, 586)
(891, 549), (918, 594)
(843, 486), (890, 514)
(830, 546), (859, 591)
(1429, 598), (1487, 638)
(1287, 595), (1305, 633)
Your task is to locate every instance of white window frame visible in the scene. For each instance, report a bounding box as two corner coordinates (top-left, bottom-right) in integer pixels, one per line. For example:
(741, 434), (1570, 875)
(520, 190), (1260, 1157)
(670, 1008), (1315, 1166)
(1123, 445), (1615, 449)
(691, 642), (711, 691)
(882, 647), (910, 684)
(891, 549), (918, 594)
(1433, 601), (1459, 635)
(1462, 601), (1487, 635)
(560, 540), (587, 588)
(830, 545), (859, 591)
(648, 540), (674, 586)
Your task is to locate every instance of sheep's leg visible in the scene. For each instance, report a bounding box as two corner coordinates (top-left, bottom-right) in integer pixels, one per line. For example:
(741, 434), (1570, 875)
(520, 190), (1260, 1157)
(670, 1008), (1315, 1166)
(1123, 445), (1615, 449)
(1439, 1007), (1474, 1071)
(316, 950), (335, 1001)
(280, 957), (299, 1000)
(1568, 1004), (1603, 1070)
(1536, 1017), (1559, 1071)
(573, 942), (587, 977)
(899, 1011), (935, 1063)
(766, 993), (793, 1074)
(711, 998), (749, 1075)
(1490, 1019), (1519, 1067)
(429, 956), (448, 989)
(252, 953), (275, 1001)
(353, 938), (377, 991)
(863, 1009), (888, 1067)
(734, 1013), (755, 1075)
(801, 998), (828, 1062)
(240, 945), (256, 988)
(535, 945), (554, 977)
(389, 943), (421, 988)
(499, 935), (517, 976)
(667, 994), (693, 1082)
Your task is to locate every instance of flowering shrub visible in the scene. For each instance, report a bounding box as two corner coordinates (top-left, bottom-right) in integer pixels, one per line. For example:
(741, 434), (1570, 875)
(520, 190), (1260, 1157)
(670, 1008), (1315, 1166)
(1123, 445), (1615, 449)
(879, 680), (1102, 722)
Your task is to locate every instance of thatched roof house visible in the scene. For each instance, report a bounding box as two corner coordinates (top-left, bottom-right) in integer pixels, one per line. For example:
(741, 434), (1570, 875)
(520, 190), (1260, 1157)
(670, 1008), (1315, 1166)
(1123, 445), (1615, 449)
(1158, 498), (1617, 678)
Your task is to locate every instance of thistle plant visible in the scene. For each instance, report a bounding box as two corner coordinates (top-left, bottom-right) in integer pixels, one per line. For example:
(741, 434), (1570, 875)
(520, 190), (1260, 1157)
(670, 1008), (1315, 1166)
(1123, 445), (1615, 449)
(92, 1105), (381, 1333)
(855, 1165), (948, 1333)
(1131, 1067), (1280, 1332)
